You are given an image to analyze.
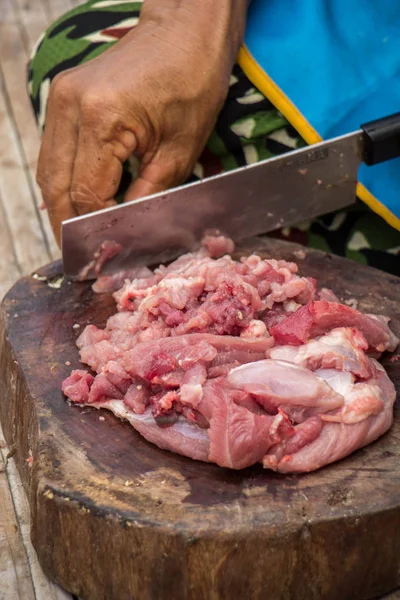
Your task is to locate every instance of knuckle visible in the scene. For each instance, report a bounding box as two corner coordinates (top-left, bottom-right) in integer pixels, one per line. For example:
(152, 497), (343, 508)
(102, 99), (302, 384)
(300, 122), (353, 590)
(80, 91), (127, 133)
(50, 72), (74, 107)
(80, 90), (109, 116)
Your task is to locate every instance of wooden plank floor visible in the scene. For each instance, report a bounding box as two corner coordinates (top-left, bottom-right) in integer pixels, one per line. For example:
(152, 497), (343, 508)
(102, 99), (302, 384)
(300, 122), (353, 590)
(0, 0), (78, 597)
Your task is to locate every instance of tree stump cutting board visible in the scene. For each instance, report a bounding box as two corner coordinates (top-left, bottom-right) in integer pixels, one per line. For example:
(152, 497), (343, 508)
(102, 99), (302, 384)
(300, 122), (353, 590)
(0, 237), (399, 600)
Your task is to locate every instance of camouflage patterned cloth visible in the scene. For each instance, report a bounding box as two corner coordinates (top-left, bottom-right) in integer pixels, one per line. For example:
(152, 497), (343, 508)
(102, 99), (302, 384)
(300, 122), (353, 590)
(28, 0), (400, 275)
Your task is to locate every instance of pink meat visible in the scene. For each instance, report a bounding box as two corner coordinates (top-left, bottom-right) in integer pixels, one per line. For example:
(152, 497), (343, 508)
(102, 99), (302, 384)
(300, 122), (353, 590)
(99, 401), (211, 463)
(63, 235), (398, 473)
(78, 240), (123, 281)
(270, 301), (399, 353)
(92, 266), (153, 294)
(268, 327), (372, 379)
(195, 380), (291, 469)
(318, 288), (340, 303)
(227, 359), (344, 419)
(262, 359), (396, 473)
(201, 233), (235, 257)
(122, 334), (273, 383)
(62, 370), (94, 403)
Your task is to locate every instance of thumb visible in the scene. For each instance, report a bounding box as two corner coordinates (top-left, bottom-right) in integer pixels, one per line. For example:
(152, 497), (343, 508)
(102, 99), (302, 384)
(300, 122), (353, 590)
(123, 146), (190, 202)
(123, 176), (167, 202)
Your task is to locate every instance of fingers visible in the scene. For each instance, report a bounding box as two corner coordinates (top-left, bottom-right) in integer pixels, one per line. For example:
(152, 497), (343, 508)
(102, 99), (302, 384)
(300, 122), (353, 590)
(36, 74), (79, 245)
(123, 176), (166, 201)
(70, 114), (137, 214)
(37, 75), (139, 244)
(123, 144), (192, 202)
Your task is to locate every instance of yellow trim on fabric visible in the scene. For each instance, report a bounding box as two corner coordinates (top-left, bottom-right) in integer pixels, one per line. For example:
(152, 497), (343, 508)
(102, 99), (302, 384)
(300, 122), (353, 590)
(237, 46), (322, 145)
(357, 183), (400, 230)
(237, 45), (400, 232)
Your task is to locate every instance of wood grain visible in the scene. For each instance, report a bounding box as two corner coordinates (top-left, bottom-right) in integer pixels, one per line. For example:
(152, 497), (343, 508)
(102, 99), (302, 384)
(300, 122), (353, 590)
(0, 237), (399, 600)
(0, 1), (70, 595)
(0, 0), (59, 262)
(0, 431), (36, 600)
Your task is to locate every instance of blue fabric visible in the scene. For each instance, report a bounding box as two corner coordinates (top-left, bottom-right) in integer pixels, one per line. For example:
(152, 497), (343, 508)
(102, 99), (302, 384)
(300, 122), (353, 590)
(245, 0), (400, 222)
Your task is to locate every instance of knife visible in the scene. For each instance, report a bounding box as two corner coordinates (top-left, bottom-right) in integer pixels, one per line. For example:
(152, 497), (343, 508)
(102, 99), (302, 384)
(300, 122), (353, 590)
(62, 112), (400, 279)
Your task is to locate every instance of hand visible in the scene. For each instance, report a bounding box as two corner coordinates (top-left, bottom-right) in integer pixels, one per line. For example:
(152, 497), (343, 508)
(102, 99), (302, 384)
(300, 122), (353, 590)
(36, 0), (247, 245)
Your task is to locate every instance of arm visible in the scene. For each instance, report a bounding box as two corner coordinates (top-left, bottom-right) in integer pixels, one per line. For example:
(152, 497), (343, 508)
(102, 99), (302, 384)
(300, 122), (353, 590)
(37, 0), (248, 244)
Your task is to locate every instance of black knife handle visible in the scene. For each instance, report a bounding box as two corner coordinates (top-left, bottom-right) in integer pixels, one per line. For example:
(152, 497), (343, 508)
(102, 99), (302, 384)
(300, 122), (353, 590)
(361, 112), (400, 166)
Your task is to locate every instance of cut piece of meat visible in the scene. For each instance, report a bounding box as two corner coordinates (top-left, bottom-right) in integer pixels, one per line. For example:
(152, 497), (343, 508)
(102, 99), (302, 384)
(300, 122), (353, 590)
(97, 401), (211, 463)
(79, 339), (121, 372)
(313, 369), (355, 397)
(195, 379), (293, 469)
(122, 334), (274, 383)
(92, 266), (153, 294)
(262, 359), (396, 473)
(62, 370), (94, 404)
(227, 359), (344, 419)
(262, 416), (323, 466)
(317, 359), (390, 425)
(268, 327), (372, 379)
(63, 234), (398, 474)
(320, 383), (384, 424)
(270, 301), (399, 353)
(367, 314), (400, 354)
(201, 232), (235, 257)
(318, 287), (340, 303)
(78, 240), (123, 281)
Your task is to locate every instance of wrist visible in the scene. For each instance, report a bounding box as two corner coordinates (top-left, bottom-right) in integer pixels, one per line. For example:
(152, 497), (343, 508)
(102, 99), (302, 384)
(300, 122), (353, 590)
(140, 0), (248, 62)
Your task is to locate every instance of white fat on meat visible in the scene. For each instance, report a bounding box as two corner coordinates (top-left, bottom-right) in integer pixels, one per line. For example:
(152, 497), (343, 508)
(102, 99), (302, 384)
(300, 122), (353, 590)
(63, 234), (398, 474)
(227, 359), (344, 418)
(262, 359), (396, 473)
(96, 401), (211, 463)
(268, 327), (372, 379)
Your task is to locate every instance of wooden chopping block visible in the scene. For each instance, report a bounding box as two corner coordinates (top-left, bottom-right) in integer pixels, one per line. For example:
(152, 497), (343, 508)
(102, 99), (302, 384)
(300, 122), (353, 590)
(0, 237), (399, 600)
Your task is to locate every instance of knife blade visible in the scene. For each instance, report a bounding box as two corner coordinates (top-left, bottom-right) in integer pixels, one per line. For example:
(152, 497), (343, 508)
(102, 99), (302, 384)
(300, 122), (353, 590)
(61, 112), (400, 279)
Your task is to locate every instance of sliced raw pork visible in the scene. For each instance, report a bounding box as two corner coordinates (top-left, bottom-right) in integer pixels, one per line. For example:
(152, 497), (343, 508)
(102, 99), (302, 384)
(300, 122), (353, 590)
(62, 235), (398, 472)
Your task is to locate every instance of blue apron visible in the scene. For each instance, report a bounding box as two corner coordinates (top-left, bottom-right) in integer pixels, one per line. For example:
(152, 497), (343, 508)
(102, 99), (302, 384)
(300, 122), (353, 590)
(239, 0), (400, 230)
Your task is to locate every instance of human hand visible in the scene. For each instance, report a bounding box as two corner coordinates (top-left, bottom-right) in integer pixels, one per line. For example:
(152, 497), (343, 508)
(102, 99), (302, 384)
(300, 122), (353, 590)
(36, 0), (247, 245)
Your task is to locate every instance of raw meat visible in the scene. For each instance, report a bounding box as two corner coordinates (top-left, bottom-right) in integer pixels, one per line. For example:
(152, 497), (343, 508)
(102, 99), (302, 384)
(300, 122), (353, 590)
(227, 359), (345, 418)
(267, 327), (372, 379)
(63, 236), (398, 473)
(270, 301), (397, 353)
(92, 266), (153, 294)
(263, 360), (395, 473)
(78, 240), (123, 281)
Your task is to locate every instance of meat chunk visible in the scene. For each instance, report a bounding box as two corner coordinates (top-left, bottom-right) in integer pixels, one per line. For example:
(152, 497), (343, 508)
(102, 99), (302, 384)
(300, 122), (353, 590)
(78, 240), (123, 281)
(227, 359), (344, 419)
(92, 266), (153, 294)
(63, 235), (398, 473)
(196, 380), (291, 469)
(270, 301), (398, 353)
(262, 360), (396, 473)
(62, 370), (94, 403)
(268, 328), (372, 379)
